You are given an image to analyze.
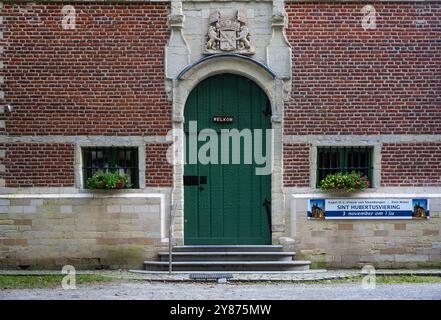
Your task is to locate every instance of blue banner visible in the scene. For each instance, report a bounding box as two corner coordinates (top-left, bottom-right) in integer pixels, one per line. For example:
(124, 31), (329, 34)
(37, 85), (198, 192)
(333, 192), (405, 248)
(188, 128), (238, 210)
(307, 198), (429, 220)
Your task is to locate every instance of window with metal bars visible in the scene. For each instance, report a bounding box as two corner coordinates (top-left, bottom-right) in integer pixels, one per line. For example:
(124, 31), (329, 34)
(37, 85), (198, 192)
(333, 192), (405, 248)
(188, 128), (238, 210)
(316, 146), (373, 187)
(82, 147), (139, 188)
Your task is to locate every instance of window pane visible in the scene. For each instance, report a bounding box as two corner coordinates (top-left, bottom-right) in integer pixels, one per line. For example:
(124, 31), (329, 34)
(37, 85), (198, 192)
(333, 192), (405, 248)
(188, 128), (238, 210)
(82, 147), (139, 188)
(317, 146), (373, 187)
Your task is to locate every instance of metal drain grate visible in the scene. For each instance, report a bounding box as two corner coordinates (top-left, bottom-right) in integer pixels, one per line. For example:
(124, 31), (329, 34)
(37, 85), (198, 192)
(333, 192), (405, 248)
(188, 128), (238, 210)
(189, 273), (234, 281)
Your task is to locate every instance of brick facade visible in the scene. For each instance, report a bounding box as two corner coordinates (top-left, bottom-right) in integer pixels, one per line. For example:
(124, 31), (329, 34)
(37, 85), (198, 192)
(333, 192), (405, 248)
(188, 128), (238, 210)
(3, 2), (440, 189)
(145, 143), (173, 187)
(283, 143), (310, 187)
(2, 3), (171, 136)
(285, 2), (441, 135)
(2, 2), (172, 188)
(381, 143), (441, 187)
(3, 144), (74, 187)
(294, 198), (441, 268)
(0, 1), (440, 269)
(0, 197), (163, 269)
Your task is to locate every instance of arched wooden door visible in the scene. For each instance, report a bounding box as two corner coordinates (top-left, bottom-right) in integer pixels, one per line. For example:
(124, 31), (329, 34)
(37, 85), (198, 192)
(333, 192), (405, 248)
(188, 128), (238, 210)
(184, 74), (271, 245)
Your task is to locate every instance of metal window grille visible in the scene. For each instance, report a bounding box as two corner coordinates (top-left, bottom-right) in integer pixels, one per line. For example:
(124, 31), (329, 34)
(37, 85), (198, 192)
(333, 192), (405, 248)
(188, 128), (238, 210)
(316, 146), (373, 187)
(82, 147), (139, 188)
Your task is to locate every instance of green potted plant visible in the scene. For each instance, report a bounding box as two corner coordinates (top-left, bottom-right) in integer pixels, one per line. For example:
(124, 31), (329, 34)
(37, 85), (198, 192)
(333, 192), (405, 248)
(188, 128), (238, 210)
(86, 171), (130, 190)
(319, 171), (369, 193)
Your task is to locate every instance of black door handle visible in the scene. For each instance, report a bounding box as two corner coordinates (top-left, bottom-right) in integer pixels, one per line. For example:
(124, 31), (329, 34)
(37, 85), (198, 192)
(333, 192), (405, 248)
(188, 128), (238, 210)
(262, 198), (271, 233)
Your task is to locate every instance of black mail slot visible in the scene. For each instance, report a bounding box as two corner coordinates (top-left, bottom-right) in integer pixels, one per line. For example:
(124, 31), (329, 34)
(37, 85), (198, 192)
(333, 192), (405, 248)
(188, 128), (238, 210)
(199, 176), (207, 185)
(184, 176), (199, 186)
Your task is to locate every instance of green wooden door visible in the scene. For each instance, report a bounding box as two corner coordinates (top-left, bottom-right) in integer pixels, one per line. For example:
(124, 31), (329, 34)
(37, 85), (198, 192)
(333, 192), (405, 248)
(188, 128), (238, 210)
(184, 74), (271, 245)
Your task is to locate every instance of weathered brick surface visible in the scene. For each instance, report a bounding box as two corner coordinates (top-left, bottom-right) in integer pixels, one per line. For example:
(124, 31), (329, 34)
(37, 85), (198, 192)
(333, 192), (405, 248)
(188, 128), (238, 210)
(285, 3), (441, 135)
(2, 3), (171, 136)
(381, 143), (441, 186)
(293, 198), (441, 268)
(338, 224), (353, 231)
(283, 143), (310, 187)
(146, 143), (173, 187)
(394, 223), (406, 231)
(3, 144), (75, 187)
(0, 197), (165, 269)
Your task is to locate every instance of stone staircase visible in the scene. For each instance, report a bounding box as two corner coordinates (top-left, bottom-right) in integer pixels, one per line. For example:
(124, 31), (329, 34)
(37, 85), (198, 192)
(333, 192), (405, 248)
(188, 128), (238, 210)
(143, 245), (311, 271)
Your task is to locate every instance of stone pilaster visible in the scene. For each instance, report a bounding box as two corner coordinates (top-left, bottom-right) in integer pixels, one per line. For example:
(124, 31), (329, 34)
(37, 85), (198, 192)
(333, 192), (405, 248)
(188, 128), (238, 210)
(266, 0), (292, 81)
(165, 0), (190, 101)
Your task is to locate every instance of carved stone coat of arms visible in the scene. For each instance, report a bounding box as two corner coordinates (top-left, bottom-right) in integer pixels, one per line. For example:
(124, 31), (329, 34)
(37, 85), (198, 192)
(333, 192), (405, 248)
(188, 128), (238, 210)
(203, 9), (255, 55)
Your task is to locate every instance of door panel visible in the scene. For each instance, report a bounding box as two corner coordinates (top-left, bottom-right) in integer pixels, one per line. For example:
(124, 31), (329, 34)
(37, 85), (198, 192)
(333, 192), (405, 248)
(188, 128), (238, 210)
(184, 74), (271, 245)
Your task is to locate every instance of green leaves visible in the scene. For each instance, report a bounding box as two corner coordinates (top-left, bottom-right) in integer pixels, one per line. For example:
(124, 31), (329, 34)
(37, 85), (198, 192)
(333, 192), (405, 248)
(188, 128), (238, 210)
(319, 171), (369, 192)
(86, 170), (130, 189)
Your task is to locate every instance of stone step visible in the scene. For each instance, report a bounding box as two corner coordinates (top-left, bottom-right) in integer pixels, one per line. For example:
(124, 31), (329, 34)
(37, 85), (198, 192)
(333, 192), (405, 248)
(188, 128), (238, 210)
(158, 251), (296, 262)
(143, 260), (311, 272)
(172, 245), (284, 252)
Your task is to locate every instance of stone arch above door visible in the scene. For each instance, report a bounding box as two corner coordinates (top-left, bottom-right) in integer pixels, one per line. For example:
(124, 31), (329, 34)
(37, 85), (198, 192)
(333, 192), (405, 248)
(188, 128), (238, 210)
(171, 54), (286, 124)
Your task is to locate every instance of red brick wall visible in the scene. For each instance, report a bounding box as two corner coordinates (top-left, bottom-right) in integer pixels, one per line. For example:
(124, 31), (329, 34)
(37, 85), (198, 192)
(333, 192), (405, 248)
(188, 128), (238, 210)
(145, 144), (173, 187)
(283, 143), (310, 187)
(3, 144), (75, 187)
(381, 143), (441, 187)
(2, 2), (440, 189)
(2, 3), (170, 136)
(285, 2), (441, 135)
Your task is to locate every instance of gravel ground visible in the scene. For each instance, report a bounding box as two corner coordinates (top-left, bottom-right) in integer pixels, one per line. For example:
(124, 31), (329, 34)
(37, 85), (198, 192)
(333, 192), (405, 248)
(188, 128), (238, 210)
(1, 281), (441, 300)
